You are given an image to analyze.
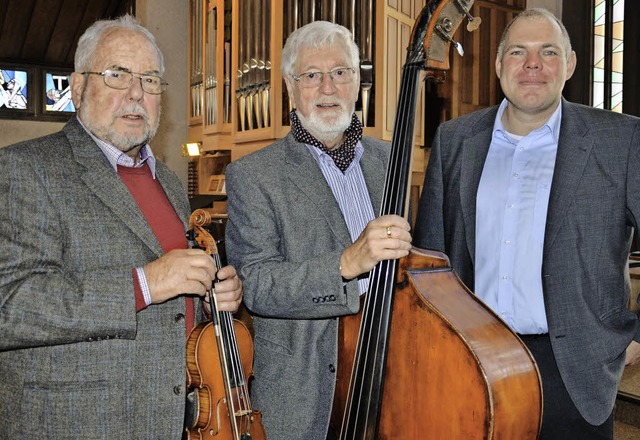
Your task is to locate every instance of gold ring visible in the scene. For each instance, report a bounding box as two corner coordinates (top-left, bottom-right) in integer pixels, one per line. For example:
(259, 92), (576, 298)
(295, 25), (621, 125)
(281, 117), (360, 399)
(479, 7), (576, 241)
(386, 226), (392, 238)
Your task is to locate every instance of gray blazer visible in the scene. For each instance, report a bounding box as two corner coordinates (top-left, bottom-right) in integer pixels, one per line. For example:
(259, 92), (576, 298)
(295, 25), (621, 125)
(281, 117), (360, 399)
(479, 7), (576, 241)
(225, 132), (390, 440)
(414, 99), (640, 425)
(0, 117), (194, 439)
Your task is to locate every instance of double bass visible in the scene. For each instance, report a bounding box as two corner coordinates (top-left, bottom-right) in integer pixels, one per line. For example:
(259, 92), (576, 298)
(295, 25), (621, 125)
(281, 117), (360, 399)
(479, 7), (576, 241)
(184, 209), (266, 440)
(331, 1), (543, 438)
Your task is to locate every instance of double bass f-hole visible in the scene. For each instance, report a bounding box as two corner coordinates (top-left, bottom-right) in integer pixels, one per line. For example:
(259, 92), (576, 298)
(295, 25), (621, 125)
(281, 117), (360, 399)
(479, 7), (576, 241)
(184, 209), (266, 440)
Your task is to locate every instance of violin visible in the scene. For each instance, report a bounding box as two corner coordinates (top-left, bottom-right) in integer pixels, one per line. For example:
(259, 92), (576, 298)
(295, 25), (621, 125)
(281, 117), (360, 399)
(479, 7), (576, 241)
(184, 209), (266, 440)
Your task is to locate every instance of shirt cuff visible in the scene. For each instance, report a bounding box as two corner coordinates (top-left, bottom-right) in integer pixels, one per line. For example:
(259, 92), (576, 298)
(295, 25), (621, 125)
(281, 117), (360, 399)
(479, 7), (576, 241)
(135, 267), (152, 306)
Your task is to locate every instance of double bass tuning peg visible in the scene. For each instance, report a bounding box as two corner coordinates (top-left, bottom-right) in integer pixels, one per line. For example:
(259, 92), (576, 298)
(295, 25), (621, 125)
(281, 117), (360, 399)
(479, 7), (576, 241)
(436, 19), (465, 57)
(454, 0), (482, 32)
(466, 16), (482, 32)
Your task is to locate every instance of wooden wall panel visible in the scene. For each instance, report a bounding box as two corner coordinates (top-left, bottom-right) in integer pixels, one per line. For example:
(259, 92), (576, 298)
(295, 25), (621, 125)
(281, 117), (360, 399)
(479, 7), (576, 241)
(445, 1), (523, 121)
(381, 1), (425, 143)
(385, 16), (399, 136)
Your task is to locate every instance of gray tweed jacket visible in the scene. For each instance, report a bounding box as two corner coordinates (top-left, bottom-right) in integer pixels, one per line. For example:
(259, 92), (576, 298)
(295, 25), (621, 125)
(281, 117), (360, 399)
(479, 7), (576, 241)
(225, 132), (390, 440)
(0, 117), (194, 439)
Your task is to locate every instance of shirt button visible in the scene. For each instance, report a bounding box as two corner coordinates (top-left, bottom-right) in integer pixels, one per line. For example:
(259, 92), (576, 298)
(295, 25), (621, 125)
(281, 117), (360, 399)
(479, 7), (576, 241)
(502, 275), (509, 280)
(504, 240), (511, 245)
(174, 313), (185, 323)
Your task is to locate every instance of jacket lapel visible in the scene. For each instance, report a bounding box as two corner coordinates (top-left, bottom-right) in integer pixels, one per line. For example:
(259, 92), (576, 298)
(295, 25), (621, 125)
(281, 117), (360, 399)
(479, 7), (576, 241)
(285, 134), (354, 247)
(359, 141), (386, 215)
(543, 100), (593, 256)
(460, 109), (496, 266)
(156, 164), (190, 229)
(65, 119), (165, 257)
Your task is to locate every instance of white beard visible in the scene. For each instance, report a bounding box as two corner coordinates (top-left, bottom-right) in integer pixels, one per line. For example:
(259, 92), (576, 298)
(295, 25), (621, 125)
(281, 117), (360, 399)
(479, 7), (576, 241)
(297, 106), (353, 147)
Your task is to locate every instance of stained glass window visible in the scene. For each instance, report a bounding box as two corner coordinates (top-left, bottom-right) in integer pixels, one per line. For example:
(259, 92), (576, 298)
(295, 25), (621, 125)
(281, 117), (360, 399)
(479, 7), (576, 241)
(593, 0), (624, 112)
(0, 69), (28, 110)
(45, 72), (75, 113)
(0, 65), (75, 120)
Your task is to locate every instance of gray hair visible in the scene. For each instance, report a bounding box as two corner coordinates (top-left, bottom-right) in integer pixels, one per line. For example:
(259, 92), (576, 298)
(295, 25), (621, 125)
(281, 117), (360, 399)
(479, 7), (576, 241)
(497, 8), (573, 61)
(74, 14), (165, 75)
(281, 21), (360, 77)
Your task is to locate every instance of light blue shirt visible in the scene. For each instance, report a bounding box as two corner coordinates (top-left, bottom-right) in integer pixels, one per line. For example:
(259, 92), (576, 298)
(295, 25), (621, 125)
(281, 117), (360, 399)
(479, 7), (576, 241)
(306, 141), (375, 295)
(475, 99), (561, 334)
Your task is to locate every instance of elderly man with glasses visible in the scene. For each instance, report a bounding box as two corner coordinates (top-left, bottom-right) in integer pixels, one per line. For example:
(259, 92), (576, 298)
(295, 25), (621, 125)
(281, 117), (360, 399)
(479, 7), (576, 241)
(224, 20), (412, 440)
(0, 15), (242, 439)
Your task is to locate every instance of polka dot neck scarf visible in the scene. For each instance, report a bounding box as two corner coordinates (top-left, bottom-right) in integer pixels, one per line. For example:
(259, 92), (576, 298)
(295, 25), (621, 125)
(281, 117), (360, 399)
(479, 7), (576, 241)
(290, 110), (363, 173)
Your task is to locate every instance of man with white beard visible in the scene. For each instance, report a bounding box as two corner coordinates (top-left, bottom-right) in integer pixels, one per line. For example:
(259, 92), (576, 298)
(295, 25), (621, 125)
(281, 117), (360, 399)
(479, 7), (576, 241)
(225, 20), (412, 440)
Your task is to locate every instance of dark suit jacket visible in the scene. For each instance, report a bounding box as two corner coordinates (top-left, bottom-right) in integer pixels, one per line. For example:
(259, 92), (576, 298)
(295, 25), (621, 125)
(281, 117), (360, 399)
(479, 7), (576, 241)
(0, 117), (194, 439)
(225, 132), (390, 440)
(414, 99), (640, 425)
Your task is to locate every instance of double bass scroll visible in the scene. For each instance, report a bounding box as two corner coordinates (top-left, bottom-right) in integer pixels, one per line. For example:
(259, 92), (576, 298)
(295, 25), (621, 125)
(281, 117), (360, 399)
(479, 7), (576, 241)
(331, 1), (543, 439)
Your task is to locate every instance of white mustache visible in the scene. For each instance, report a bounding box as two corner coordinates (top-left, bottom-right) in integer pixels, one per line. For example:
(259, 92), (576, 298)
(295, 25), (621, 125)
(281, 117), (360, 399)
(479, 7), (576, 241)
(114, 105), (149, 120)
(313, 99), (345, 108)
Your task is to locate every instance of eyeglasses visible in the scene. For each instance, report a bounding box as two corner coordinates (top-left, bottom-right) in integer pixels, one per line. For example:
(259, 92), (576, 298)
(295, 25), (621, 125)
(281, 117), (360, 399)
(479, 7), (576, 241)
(81, 69), (168, 95)
(291, 67), (356, 88)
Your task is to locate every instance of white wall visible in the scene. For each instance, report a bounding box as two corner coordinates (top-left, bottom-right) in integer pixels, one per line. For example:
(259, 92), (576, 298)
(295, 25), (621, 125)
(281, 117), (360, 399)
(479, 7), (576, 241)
(0, 119), (65, 147)
(136, 0), (189, 186)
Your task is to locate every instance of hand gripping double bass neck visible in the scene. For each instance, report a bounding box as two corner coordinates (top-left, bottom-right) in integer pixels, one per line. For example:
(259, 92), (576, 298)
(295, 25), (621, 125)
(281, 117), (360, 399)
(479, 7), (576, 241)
(184, 209), (266, 440)
(331, 1), (542, 439)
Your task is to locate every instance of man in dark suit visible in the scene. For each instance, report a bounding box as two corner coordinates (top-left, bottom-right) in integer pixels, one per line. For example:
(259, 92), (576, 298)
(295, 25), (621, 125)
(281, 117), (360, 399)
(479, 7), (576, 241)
(414, 8), (640, 440)
(224, 21), (412, 440)
(0, 15), (242, 439)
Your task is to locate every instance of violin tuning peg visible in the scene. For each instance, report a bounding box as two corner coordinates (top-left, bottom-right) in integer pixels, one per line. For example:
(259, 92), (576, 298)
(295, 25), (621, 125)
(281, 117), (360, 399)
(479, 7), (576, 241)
(466, 16), (482, 32)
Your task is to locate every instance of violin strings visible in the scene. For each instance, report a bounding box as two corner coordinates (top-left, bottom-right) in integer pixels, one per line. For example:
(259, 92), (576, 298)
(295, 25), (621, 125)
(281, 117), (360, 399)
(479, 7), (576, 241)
(212, 250), (253, 433)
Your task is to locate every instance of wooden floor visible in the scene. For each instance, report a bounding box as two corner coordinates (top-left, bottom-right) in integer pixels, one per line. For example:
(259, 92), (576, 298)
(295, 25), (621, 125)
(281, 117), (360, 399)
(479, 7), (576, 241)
(615, 362), (640, 439)
(614, 421), (640, 440)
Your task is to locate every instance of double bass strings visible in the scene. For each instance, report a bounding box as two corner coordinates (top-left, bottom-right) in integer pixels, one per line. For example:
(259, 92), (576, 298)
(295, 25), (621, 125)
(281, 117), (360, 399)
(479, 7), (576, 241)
(340, 62), (422, 437)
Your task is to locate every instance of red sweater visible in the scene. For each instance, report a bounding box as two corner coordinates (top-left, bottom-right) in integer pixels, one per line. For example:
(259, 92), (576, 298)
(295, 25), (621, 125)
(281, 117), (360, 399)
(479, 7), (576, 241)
(118, 164), (194, 332)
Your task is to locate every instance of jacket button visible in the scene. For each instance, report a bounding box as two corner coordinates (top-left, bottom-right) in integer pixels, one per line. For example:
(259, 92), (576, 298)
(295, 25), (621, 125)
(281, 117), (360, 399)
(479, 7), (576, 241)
(174, 313), (185, 323)
(329, 364), (336, 373)
(173, 385), (183, 395)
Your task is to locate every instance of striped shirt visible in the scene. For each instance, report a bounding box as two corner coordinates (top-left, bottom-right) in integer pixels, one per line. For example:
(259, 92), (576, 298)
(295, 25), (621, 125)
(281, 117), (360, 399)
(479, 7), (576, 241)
(306, 141), (375, 294)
